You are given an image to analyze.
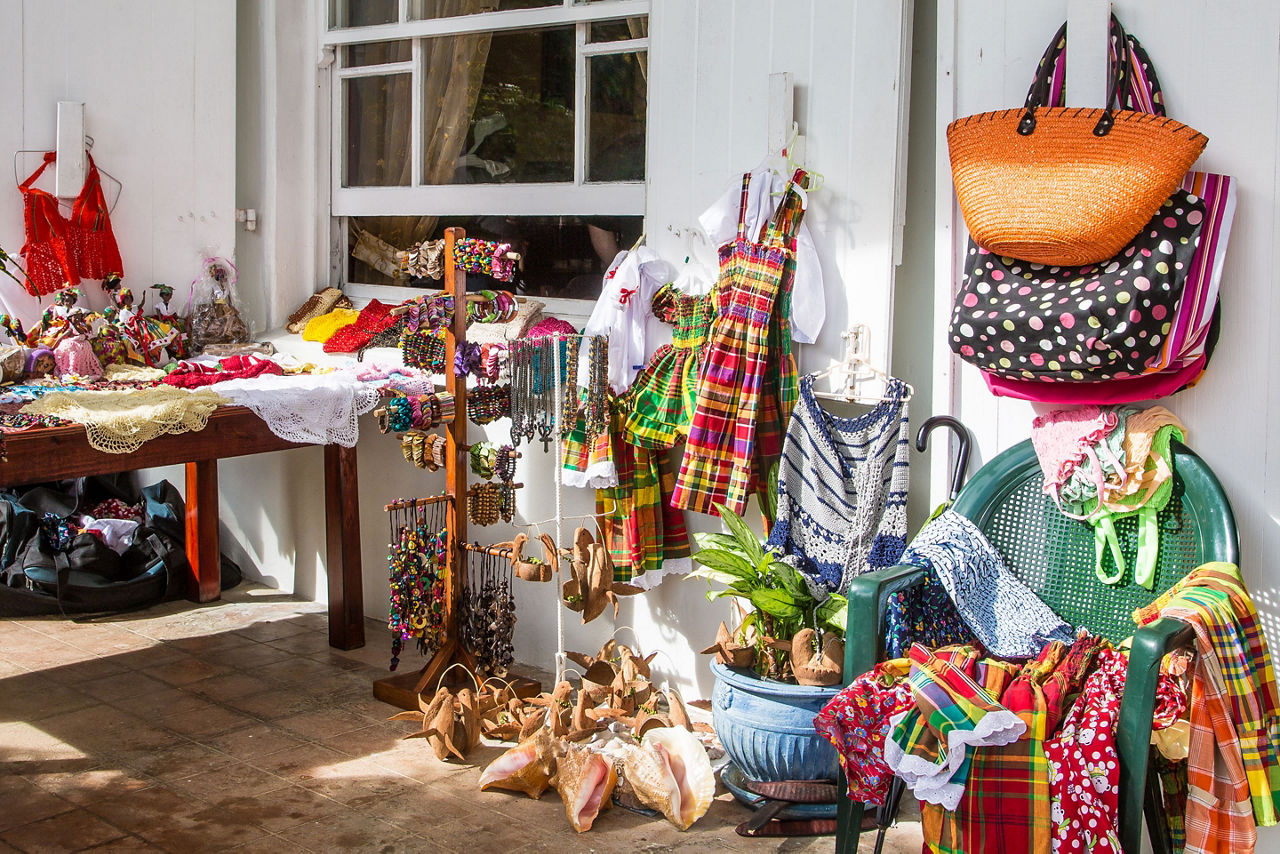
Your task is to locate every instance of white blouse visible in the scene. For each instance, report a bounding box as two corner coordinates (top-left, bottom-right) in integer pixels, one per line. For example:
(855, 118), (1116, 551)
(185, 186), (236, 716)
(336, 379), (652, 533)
(698, 166), (826, 344)
(579, 246), (675, 394)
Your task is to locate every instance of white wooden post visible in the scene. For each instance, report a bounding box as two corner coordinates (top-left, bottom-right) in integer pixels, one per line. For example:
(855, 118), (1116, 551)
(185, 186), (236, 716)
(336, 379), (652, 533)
(1066, 0), (1112, 108)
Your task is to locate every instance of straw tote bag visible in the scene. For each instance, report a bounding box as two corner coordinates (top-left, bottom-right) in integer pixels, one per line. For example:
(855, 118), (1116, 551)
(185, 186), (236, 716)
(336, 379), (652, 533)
(947, 16), (1207, 266)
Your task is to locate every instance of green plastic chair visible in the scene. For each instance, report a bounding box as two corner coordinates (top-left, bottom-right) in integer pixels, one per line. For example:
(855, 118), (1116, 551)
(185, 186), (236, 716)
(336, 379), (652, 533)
(834, 438), (1239, 854)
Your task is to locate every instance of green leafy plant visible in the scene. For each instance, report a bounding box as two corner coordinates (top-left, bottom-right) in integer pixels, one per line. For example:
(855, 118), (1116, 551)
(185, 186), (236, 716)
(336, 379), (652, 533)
(688, 500), (846, 681)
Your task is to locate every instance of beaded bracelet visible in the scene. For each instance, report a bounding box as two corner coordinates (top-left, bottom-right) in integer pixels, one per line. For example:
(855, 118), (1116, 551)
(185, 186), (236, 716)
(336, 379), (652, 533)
(479, 343), (506, 383)
(454, 239), (516, 282)
(466, 384), (510, 425)
(467, 482), (503, 526)
(454, 341), (483, 377)
(495, 445), (517, 483)
(401, 328), (446, 373)
(436, 391), (456, 422)
(469, 441), (497, 479)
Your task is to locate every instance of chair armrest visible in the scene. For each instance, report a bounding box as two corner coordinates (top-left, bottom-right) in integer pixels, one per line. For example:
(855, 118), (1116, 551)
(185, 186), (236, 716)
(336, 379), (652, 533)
(1116, 616), (1196, 854)
(843, 564), (927, 686)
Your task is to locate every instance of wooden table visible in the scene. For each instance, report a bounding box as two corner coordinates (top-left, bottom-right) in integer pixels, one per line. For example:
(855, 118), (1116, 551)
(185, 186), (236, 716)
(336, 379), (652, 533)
(0, 406), (366, 650)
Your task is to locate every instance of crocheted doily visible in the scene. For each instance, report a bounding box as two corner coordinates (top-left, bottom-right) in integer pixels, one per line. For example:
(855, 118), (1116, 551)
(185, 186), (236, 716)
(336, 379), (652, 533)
(215, 372), (380, 447)
(22, 387), (229, 453)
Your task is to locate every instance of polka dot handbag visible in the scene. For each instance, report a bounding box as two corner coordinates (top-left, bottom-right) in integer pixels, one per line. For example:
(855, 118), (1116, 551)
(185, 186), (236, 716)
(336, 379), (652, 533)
(948, 189), (1204, 382)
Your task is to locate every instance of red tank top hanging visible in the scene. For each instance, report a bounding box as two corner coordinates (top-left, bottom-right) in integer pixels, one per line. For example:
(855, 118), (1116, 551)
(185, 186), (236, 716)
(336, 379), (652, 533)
(17, 152), (124, 297)
(69, 154), (123, 280)
(18, 153), (79, 296)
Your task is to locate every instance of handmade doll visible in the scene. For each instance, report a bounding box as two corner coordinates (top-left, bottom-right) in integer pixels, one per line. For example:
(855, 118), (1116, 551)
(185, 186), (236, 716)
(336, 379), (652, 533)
(88, 305), (130, 366)
(188, 257), (250, 352)
(0, 315), (27, 382)
(24, 347), (55, 378)
(30, 287), (92, 349)
(43, 288), (103, 378)
(149, 283), (187, 358)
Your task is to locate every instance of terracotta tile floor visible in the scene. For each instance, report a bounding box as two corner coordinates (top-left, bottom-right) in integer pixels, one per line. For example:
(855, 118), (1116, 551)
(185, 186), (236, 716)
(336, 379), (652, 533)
(0, 585), (922, 852)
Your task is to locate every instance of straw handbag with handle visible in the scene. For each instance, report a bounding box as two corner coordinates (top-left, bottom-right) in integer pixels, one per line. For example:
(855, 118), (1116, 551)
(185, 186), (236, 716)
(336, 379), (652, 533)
(947, 16), (1207, 266)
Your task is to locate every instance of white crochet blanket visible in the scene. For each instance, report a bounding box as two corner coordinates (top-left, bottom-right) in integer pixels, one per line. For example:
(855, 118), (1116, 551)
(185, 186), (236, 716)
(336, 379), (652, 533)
(216, 371), (381, 447)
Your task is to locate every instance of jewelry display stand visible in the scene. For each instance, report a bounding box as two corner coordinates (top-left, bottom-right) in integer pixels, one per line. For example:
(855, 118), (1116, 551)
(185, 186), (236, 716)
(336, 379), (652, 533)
(374, 226), (540, 710)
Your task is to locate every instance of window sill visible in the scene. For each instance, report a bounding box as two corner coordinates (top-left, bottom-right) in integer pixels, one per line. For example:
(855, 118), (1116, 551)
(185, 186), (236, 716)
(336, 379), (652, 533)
(343, 282), (594, 326)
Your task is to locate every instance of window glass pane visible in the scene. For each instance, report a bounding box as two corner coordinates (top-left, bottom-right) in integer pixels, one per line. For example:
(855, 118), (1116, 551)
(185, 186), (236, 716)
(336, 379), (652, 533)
(345, 74), (412, 187)
(348, 215), (643, 301)
(409, 0), (559, 21)
(345, 40), (412, 67)
(587, 18), (645, 43)
(331, 0), (398, 28)
(423, 26), (574, 185)
(587, 51), (646, 182)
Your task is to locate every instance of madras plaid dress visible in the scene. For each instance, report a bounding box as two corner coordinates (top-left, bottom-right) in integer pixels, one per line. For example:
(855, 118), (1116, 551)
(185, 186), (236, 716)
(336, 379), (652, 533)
(598, 402), (690, 581)
(624, 284), (713, 449)
(672, 170), (807, 516)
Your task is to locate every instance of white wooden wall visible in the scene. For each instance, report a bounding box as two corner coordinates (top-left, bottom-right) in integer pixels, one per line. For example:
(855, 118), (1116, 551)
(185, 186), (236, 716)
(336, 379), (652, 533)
(646, 0), (913, 376)
(938, 1), (1280, 805)
(0, 1), (236, 326)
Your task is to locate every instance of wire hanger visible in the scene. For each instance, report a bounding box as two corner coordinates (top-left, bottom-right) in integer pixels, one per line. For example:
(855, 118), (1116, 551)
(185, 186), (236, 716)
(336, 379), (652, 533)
(519, 499), (618, 530)
(13, 135), (123, 214)
(809, 324), (914, 405)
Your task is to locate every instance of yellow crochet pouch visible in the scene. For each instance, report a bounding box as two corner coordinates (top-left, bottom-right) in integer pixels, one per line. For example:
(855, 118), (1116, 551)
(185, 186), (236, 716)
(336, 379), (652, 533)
(303, 308), (359, 343)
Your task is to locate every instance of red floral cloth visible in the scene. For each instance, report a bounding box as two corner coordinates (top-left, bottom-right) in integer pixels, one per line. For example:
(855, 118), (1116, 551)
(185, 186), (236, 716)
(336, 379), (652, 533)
(815, 659), (914, 806)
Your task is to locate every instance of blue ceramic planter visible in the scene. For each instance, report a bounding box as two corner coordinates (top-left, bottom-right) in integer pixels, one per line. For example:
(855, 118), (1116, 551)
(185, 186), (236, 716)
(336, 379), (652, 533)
(710, 660), (840, 782)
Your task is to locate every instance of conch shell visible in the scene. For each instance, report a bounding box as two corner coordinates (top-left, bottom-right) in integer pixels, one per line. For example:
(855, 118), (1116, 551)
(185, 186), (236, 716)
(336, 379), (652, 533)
(622, 726), (714, 831)
(552, 742), (618, 832)
(478, 727), (556, 799)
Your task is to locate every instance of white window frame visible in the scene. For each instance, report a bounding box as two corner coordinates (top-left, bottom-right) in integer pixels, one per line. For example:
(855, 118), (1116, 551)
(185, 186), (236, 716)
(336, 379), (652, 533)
(320, 0), (650, 305)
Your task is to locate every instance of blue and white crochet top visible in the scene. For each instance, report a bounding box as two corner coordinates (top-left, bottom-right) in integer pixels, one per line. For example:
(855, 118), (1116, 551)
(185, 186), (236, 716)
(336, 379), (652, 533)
(766, 374), (911, 595)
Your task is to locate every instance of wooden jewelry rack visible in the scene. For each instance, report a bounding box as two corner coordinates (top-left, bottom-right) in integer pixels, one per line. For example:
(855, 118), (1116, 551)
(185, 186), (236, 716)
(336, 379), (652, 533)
(374, 226), (539, 710)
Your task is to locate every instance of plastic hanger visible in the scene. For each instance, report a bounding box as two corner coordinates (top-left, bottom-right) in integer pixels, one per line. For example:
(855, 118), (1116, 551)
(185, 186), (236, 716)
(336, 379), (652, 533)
(761, 125), (826, 196)
(809, 325), (914, 404)
(13, 136), (122, 214)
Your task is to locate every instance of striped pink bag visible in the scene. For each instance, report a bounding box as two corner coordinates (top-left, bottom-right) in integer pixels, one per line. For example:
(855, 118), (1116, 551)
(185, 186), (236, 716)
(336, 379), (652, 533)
(983, 26), (1235, 404)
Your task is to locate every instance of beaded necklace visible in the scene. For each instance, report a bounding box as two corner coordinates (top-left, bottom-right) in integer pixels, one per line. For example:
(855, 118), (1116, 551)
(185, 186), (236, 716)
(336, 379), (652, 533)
(386, 500), (449, 670)
(459, 547), (516, 676)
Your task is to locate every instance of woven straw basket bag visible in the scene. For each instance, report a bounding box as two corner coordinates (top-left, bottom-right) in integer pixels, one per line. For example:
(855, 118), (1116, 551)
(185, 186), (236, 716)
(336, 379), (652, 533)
(947, 18), (1207, 267)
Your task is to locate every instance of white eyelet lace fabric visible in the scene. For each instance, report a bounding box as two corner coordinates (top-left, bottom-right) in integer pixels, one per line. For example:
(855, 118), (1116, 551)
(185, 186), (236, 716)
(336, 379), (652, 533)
(214, 371), (381, 447)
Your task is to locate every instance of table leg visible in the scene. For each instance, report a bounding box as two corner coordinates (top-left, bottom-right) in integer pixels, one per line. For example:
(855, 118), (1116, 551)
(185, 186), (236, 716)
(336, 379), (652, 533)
(184, 459), (221, 603)
(325, 444), (365, 650)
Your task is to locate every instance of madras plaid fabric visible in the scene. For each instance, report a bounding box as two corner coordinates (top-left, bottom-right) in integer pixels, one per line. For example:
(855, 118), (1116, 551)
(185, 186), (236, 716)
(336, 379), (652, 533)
(923, 636), (1103, 854)
(561, 410), (612, 480)
(886, 644), (1025, 810)
(1153, 753), (1189, 854)
(624, 286), (711, 449)
(673, 172), (806, 517)
(1136, 562), (1280, 829)
(1183, 638), (1255, 853)
(673, 239), (789, 515)
(598, 408), (689, 581)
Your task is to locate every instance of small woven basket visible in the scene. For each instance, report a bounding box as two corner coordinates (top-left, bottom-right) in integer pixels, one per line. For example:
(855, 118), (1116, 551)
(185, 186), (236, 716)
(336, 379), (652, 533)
(947, 106), (1206, 266)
